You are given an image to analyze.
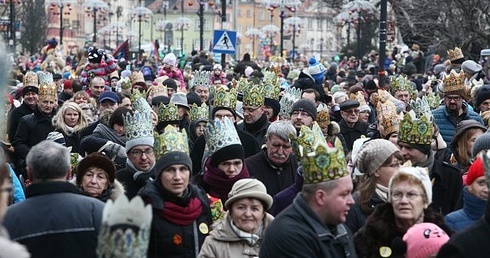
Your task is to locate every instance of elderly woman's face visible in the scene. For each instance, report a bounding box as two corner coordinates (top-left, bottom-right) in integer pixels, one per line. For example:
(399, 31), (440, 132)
(218, 159), (243, 178)
(391, 181), (427, 226)
(82, 167), (109, 197)
(230, 198), (265, 234)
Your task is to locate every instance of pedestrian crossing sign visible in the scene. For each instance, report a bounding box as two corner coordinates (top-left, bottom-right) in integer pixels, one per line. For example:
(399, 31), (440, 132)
(213, 30), (236, 54)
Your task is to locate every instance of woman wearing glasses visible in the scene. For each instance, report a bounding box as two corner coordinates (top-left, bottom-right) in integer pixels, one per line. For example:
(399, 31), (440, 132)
(354, 167), (450, 257)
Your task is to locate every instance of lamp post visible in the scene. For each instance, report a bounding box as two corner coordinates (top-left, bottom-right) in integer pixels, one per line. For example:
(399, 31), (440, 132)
(320, 37), (324, 59)
(115, 6), (123, 46)
(83, 0), (109, 44)
(284, 16), (302, 61)
(45, 0), (76, 47)
(131, 1), (153, 61)
(173, 10), (191, 56)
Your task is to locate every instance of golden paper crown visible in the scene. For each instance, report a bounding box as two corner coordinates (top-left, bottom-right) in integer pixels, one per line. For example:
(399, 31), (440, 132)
(37, 72), (57, 101)
(377, 99), (400, 137)
(349, 91), (367, 106)
(190, 103), (209, 121)
(157, 101), (179, 122)
(97, 196), (152, 258)
(190, 71), (211, 88)
(279, 87), (302, 119)
(130, 71), (145, 85)
(442, 69), (467, 98)
(236, 77), (250, 93)
(290, 122), (325, 161)
(390, 74), (412, 94)
(213, 86), (238, 111)
(147, 82), (168, 98)
(262, 71), (281, 101)
(124, 111), (154, 141)
(426, 92), (441, 109)
(447, 47), (464, 62)
(316, 108), (330, 130)
(23, 71), (39, 87)
(398, 111), (433, 145)
(205, 117), (241, 154)
(242, 84), (265, 107)
(153, 125), (189, 160)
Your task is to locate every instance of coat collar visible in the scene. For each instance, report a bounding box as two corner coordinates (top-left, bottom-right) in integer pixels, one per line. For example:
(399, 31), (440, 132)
(25, 181), (84, 198)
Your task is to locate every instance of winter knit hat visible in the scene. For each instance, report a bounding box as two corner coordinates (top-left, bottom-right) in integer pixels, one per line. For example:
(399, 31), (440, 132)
(88, 47), (103, 63)
(355, 139), (399, 175)
(476, 85), (490, 108)
(163, 53), (177, 66)
(210, 144), (244, 167)
(472, 133), (490, 158)
(225, 178), (273, 210)
(76, 153), (116, 186)
(154, 151), (192, 178)
(290, 99), (317, 120)
(264, 98), (280, 119)
(461, 60), (482, 74)
(308, 57), (326, 83)
(389, 167), (433, 204)
(465, 157), (484, 186)
(403, 223), (449, 258)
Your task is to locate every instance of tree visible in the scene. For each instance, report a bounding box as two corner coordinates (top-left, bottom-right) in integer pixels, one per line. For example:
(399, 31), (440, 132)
(18, 0), (47, 54)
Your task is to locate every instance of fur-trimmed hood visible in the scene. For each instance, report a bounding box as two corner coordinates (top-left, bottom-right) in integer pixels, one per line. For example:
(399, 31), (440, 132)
(70, 177), (126, 202)
(327, 121), (340, 135)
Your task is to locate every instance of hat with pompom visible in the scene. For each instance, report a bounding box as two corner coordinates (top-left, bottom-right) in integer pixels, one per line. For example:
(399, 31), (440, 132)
(307, 57), (326, 83)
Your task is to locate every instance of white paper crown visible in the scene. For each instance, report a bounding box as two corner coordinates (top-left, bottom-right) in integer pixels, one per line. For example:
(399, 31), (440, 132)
(124, 111), (154, 141)
(190, 71), (211, 88)
(96, 195), (152, 258)
(131, 90), (152, 114)
(205, 117), (241, 154)
(279, 87), (302, 119)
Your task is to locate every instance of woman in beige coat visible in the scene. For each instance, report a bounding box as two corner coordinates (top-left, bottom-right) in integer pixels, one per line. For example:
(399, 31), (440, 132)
(198, 179), (274, 258)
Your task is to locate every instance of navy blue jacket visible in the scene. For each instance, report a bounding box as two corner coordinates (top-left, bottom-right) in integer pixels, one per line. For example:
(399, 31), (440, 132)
(432, 103), (483, 145)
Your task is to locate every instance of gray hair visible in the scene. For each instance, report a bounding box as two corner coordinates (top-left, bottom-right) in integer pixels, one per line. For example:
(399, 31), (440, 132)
(266, 120), (297, 142)
(26, 140), (70, 181)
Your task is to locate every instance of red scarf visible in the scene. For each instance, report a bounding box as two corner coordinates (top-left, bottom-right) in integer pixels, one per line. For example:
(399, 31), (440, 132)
(203, 158), (250, 204)
(162, 197), (203, 226)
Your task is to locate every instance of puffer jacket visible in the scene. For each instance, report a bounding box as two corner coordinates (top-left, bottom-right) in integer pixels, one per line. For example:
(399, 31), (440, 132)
(432, 103), (483, 145)
(445, 187), (486, 232)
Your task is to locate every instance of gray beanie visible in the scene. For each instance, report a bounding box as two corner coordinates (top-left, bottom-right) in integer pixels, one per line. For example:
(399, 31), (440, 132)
(154, 151), (192, 178)
(355, 139), (400, 175)
(290, 99), (317, 120)
(472, 133), (490, 158)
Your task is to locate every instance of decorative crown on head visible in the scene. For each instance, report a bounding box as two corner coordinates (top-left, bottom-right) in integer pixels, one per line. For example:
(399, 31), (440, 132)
(447, 47), (464, 62)
(290, 122), (348, 184)
(377, 99), (400, 137)
(262, 71), (281, 101)
(442, 69), (468, 99)
(190, 103), (209, 121)
(153, 125), (189, 160)
(242, 84), (265, 107)
(398, 111), (433, 145)
(23, 71), (39, 87)
(213, 86), (238, 110)
(190, 71), (211, 88)
(130, 71), (145, 85)
(349, 91), (368, 106)
(37, 71), (57, 101)
(426, 92), (441, 109)
(236, 77), (250, 93)
(124, 111), (154, 141)
(390, 74), (412, 94)
(205, 117), (241, 155)
(96, 196), (152, 258)
(119, 77), (132, 90)
(409, 96), (432, 118)
(130, 90), (152, 114)
(279, 87), (302, 119)
(157, 101), (179, 123)
(147, 81), (168, 99)
(316, 106), (331, 130)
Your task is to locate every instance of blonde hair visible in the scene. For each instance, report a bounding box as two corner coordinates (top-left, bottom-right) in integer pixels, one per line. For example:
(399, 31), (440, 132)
(53, 101), (88, 135)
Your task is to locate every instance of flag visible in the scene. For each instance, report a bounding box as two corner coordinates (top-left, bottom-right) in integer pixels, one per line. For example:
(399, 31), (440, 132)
(113, 40), (130, 60)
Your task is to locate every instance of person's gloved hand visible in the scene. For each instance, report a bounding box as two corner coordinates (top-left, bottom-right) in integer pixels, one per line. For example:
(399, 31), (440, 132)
(102, 141), (126, 159)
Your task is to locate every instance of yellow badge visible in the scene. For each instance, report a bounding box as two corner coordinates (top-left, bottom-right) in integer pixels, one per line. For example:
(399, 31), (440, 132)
(379, 246), (392, 257)
(199, 223), (209, 234)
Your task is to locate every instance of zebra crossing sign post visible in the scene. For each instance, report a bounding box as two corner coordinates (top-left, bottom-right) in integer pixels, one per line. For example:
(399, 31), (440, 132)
(213, 30), (236, 54)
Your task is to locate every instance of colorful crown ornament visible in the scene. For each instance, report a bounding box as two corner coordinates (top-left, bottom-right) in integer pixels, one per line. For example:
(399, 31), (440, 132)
(349, 91), (368, 106)
(37, 71), (57, 101)
(212, 86), (238, 111)
(153, 125), (189, 160)
(130, 71), (145, 85)
(279, 87), (302, 119)
(390, 74), (412, 94)
(425, 92), (441, 109)
(190, 71), (211, 88)
(242, 84), (265, 107)
(409, 97), (432, 118)
(124, 111), (154, 141)
(447, 47), (464, 62)
(290, 122), (325, 161)
(442, 69), (468, 99)
(96, 195), (152, 258)
(262, 71), (281, 101)
(129, 89), (151, 114)
(205, 117), (241, 155)
(23, 71), (39, 87)
(316, 107), (331, 130)
(119, 77), (132, 90)
(147, 81), (168, 99)
(377, 99), (400, 137)
(157, 101), (179, 123)
(236, 77), (250, 93)
(190, 103), (209, 121)
(398, 111), (434, 145)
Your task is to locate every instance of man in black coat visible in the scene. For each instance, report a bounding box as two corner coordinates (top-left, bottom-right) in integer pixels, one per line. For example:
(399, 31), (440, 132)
(233, 53), (261, 77)
(338, 100), (369, 152)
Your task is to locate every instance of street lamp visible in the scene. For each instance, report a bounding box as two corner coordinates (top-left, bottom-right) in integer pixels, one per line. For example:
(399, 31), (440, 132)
(284, 16), (303, 61)
(45, 0), (76, 47)
(131, 2), (153, 61)
(83, 0), (109, 44)
(173, 16), (192, 56)
(115, 6), (123, 46)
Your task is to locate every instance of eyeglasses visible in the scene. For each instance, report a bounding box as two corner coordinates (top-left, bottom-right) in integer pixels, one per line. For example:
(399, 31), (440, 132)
(342, 109), (360, 114)
(391, 191), (424, 201)
(445, 95), (462, 101)
(291, 110), (311, 118)
(129, 148), (154, 158)
(241, 106), (260, 113)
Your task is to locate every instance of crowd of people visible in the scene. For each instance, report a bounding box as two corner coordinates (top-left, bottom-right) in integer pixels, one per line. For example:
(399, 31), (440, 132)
(1, 39), (490, 258)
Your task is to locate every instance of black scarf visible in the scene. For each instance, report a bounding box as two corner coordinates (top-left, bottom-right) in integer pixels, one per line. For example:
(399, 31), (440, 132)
(244, 113), (268, 134)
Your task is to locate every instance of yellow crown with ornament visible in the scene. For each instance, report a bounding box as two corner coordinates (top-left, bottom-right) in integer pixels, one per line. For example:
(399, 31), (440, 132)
(23, 71), (39, 87)
(130, 89), (152, 114)
(157, 101), (179, 123)
(242, 84), (265, 107)
(190, 103), (209, 121)
(213, 86), (238, 110)
(153, 125), (189, 160)
(262, 71), (281, 101)
(290, 122), (348, 184)
(147, 81), (168, 99)
(236, 77), (250, 93)
(37, 72), (57, 101)
(426, 92), (441, 109)
(442, 69), (468, 99)
(398, 111), (433, 145)
(349, 91), (367, 106)
(447, 47), (464, 62)
(390, 74), (412, 94)
(130, 71), (145, 85)
(316, 107), (331, 130)
(377, 99), (400, 137)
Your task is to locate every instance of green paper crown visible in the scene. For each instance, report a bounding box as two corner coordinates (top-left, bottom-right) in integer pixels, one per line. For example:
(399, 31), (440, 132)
(426, 92), (441, 109)
(390, 74), (412, 94)
(398, 112), (433, 145)
(153, 125), (189, 160)
(262, 71), (281, 100)
(157, 101), (179, 122)
(243, 84), (265, 107)
(190, 103), (209, 121)
(213, 86), (237, 110)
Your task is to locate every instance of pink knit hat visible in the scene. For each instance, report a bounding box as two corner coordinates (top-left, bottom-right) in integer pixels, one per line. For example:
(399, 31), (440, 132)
(403, 223), (449, 258)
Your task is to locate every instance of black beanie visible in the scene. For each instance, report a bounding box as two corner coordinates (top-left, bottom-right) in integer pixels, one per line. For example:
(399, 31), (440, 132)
(290, 99), (317, 120)
(210, 144), (244, 167)
(154, 151), (192, 178)
(407, 143), (431, 155)
(212, 106), (236, 119)
(22, 86), (39, 96)
(264, 98), (280, 119)
(88, 48), (103, 63)
(476, 85), (490, 108)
